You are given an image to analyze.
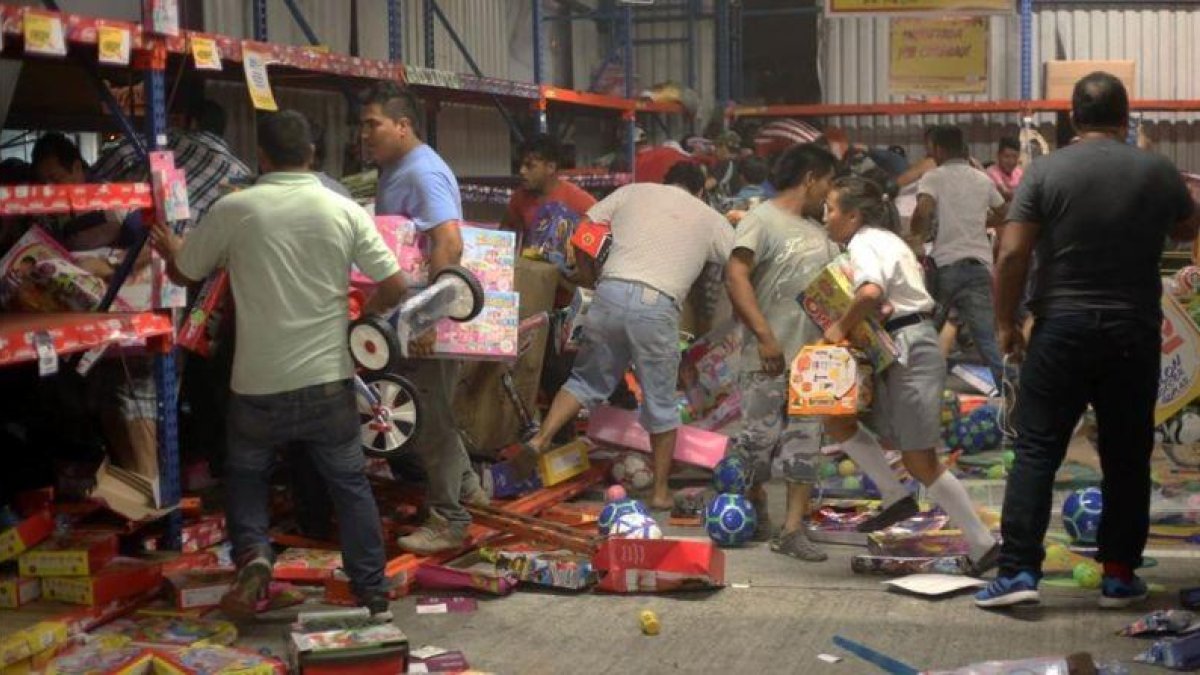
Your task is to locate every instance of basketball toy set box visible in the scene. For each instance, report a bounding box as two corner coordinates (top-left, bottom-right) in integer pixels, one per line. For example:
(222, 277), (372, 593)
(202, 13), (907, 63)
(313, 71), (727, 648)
(787, 345), (873, 417)
(593, 539), (725, 593)
(798, 255), (899, 370)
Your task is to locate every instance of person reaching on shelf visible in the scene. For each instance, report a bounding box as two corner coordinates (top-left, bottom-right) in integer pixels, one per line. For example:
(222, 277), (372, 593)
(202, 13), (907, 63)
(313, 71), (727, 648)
(501, 133), (596, 265)
(359, 83), (486, 554)
(705, 130), (743, 203)
(151, 110), (403, 620)
(93, 97), (252, 228)
(910, 125), (1008, 388)
(820, 175), (1000, 578)
(522, 162), (735, 511)
(724, 143), (841, 560)
(978, 73), (1200, 610)
(985, 136), (1024, 203)
(632, 127), (699, 185)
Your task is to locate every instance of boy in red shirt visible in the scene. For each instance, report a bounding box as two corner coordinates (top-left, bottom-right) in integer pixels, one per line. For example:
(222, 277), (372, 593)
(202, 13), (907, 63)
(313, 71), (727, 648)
(502, 134), (596, 263)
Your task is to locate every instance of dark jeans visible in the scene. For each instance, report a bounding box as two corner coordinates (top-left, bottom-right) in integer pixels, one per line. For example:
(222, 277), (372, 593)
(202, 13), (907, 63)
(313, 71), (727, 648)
(933, 260), (1005, 386)
(998, 311), (1160, 577)
(226, 379), (387, 600)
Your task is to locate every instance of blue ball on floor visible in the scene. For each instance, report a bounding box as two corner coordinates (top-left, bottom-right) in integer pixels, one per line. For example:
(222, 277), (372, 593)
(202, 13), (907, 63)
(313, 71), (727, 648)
(599, 498), (649, 536)
(1061, 487), (1103, 544)
(705, 493), (757, 547)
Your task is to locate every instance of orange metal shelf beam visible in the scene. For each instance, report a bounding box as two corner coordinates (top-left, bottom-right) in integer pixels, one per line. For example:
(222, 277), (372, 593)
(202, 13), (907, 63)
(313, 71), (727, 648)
(731, 99), (1200, 118)
(540, 86), (683, 115)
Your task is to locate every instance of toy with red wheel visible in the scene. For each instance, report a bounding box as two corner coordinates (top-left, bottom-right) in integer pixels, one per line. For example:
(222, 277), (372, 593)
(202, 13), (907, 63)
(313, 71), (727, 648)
(348, 265), (485, 457)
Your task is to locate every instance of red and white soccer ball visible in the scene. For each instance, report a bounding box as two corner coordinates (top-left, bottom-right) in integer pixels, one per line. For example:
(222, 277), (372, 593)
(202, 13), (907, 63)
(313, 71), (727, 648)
(611, 453), (654, 491)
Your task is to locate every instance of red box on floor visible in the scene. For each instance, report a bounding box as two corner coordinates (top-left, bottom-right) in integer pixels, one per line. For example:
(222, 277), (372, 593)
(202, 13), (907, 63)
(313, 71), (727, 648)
(593, 538), (725, 593)
(156, 551), (220, 576)
(324, 557), (411, 605)
(19, 532), (119, 576)
(0, 511), (55, 563)
(274, 548), (343, 583)
(181, 516), (227, 553)
(166, 567), (236, 610)
(42, 557), (163, 606)
(13, 488), (54, 517)
(290, 623), (408, 675)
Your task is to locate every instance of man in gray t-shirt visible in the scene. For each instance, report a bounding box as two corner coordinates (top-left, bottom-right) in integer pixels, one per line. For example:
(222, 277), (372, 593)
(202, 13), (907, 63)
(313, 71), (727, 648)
(979, 72), (1199, 610)
(725, 144), (839, 562)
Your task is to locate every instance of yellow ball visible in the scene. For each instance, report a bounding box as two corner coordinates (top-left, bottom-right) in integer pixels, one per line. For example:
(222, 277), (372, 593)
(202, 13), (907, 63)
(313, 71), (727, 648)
(1044, 543), (1072, 569)
(838, 459), (857, 477)
(1073, 562), (1102, 589)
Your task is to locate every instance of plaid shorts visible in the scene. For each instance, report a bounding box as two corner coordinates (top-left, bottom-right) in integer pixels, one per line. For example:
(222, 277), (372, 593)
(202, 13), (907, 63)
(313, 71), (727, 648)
(730, 371), (823, 484)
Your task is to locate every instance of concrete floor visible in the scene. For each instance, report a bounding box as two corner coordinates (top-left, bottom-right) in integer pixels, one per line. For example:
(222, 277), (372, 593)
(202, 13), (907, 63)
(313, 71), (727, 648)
(227, 477), (1197, 675)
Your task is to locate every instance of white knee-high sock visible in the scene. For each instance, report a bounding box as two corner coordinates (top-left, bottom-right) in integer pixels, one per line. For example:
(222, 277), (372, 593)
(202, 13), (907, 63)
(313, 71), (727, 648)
(840, 429), (908, 507)
(927, 470), (994, 561)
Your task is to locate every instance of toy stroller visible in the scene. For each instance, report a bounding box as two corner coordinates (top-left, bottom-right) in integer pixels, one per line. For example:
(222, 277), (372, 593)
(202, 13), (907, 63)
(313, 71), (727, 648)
(347, 265), (485, 458)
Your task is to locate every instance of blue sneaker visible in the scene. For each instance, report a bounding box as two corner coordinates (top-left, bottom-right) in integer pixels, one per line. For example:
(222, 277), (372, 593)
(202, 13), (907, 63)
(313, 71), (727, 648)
(1099, 575), (1148, 609)
(974, 571), (1041, 608)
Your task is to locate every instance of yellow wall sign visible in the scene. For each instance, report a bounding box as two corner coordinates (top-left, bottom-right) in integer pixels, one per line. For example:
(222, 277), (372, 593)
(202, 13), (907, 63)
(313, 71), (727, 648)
(889, 17), (988, 95)
(827, 0), (1011, 15)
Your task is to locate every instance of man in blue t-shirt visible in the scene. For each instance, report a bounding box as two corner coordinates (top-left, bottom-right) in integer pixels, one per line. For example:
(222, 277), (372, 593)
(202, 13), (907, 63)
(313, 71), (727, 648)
(361, 85), (485, 554)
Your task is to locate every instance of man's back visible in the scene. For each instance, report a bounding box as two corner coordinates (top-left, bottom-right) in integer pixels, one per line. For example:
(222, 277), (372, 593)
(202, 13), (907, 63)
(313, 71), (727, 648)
(587, 183), (734, 303)
(920, 161), (1002, 266)
(182, 173), (395, 395)
(1011, 139), (1193, 318)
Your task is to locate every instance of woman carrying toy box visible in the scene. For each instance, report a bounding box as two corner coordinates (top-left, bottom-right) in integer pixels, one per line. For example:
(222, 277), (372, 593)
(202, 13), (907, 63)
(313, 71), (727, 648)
(820, 175), (999, 576)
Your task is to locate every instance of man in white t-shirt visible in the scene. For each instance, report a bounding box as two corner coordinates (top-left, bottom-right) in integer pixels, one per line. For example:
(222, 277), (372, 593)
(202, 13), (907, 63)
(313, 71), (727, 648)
(525, 163), (735, 510)
(910, 125), (1007, 386)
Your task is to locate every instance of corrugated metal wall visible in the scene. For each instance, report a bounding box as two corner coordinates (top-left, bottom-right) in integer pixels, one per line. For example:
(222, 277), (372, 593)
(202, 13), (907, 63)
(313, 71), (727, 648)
(823, 4), (1200, 170)
(201, 0), (515, 176)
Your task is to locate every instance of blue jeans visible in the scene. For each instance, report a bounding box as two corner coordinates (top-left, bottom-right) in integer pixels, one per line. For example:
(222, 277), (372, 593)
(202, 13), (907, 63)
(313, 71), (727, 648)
(226, 379), (387, 600)
(934, 260), (1005, 386)
(564, 279), (681, 434)
(998, 312), (1160, 577)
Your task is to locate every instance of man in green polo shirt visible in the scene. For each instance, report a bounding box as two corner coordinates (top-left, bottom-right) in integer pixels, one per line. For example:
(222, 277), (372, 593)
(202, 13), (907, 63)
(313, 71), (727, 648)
(151, 111), (407, 620)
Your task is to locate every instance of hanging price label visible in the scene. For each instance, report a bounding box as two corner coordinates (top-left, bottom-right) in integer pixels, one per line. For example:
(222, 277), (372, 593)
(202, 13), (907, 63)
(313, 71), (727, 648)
(242, 44), (278, 111)
(191, 35), (221, 71)
(32, 332), (58, 377)
(97, 24), (132, 65)
(24, 10), (66, 57)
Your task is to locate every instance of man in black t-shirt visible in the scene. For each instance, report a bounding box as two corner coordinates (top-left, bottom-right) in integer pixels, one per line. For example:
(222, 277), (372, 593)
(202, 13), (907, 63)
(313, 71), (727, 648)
(977, 73), (1200, 610)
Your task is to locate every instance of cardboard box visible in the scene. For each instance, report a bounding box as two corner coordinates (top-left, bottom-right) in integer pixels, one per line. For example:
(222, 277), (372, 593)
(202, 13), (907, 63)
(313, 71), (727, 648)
(42, 557), (163, 606)
(154, 551), (220, 576)
(0, 574), (41, 608)
(19, 532), (119, 576)
(787, 345), (874, 417)
(433, 291), (520, 361)
(798, 255), (899, 371)
(289, 622), (409, 675)
(569, 219), (612, 265)
(0, 511), (55, 563)
(41, 643), (155, 675)
(273, 548), (343, 583)
(587, 405), (728, 469)
(0, 621), (70, 669)
(92, 616), (238, 648)
(150, 645), (286, 674)
(491, 549), (594, 590)
(537, 439), (591, 487)
(593, 538), (725, 593)
(323, 557), (410, 606)
(486, 460), (543, 499)
(180, 516), (227, 554)
(1045, 60), (1135, 100)
(166, 567), (236, 610)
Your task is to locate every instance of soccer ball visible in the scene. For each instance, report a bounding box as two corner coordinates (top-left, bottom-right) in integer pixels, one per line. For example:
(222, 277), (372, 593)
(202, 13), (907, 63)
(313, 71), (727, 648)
(951, 406), (1002, 454)
(610, 513), (663, 540)
(598, 498), (648, 536)
(940, 390), (961, 427)
(1061, 487), (1103, 544)
(611, 453), (654, 491)
(704, 493), (757, 547)
(712, 455), (749, 494)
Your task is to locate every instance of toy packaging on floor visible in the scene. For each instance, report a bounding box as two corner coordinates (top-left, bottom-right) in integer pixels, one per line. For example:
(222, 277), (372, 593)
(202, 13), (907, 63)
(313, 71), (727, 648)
(41, 557), (163, 606)
(92, 615), (239, 647)
(0, 572), (41, 607)
(289, 608), (409, 675)
(487, 549), (595, 590)
(19, 532), (120, 576)
(166, 567), (237, 609)
(273, 547), (344, 583)
(0, 510), (56, 562)
(851, 555), (970, 576)
(536, 439), (592, 487)
(587, 405), (728, 469)
(593, 538), (725, 593)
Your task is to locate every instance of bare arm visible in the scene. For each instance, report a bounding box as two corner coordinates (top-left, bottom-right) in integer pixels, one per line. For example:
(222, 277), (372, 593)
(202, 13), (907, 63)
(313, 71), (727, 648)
(897, 157), (936, 189)
(824, 282), (884, 345)
(910, 194), (936, 245)
(425, 219), (464, 275)
(987, 203), (1008, 229)
(362, 272), (407, 317)
(725, 249), (784, 375)
(148, 222), (201, 286)
(995, 220), (1040, 356)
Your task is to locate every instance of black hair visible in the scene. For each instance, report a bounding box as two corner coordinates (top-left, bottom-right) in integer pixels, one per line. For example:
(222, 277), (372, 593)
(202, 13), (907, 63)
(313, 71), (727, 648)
(363, 83), (425, 137)
(998, 136), (1020, 153)
(930, 125), (968, 159)
(31, 133), (82, 172)
(518, 133), (562, 166)
(0, 158), (34, 185)
(738, 157), (769, 185)
(308, 117), (327, 169)
(663, 161), (705, 196)
(831, 175), (901, 234)
(769, 143), (837, 192)
(1072, 71), (1129, 130)
(256, 110), (314, 168)
(186, 99), (228, 136)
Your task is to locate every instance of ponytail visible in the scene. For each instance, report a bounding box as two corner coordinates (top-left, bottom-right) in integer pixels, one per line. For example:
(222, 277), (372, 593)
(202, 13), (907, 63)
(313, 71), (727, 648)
(831, 175), (902, 234)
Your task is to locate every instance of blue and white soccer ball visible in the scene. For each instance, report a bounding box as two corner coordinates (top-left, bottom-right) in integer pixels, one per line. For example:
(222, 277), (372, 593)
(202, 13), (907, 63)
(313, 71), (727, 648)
(712, 455), (750, 494)
(1062, 487), (1103, 544)
(598, 498), (648, 536)
(960, 406), (1002, 454)
(610, 513), (663, 540)
(704, 493), (757, 547)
